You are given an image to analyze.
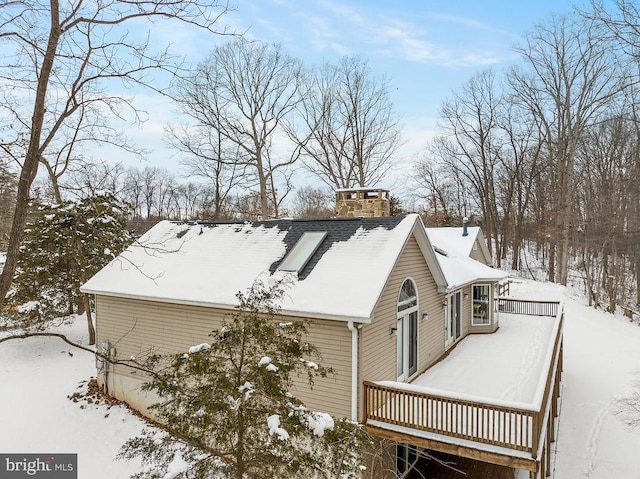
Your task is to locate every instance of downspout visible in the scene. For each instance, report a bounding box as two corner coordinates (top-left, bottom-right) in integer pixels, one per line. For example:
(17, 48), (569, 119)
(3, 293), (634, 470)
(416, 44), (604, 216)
(347, 321), (359, 421)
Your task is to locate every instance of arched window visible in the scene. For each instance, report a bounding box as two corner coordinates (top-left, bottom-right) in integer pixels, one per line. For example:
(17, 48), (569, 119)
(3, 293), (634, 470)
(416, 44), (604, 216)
(397, 279), (418, 381)
(398, 279), (417, 312)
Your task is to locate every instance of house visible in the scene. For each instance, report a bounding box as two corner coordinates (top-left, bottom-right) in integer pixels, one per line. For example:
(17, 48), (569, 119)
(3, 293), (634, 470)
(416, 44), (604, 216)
(81, 188), (562, 479)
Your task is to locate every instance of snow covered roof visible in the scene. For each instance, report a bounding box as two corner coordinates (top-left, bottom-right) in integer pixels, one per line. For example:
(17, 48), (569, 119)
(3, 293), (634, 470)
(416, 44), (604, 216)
(426, 226), (492, 264)
(431, 246), (507, 291)
(424, 225), (506, 291)
(82, 214), (507, 320)
(82, 215), (428, 322)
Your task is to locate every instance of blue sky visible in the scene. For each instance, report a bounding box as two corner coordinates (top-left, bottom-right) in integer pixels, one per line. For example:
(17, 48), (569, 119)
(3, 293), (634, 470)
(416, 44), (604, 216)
(123, 0), (588, 178)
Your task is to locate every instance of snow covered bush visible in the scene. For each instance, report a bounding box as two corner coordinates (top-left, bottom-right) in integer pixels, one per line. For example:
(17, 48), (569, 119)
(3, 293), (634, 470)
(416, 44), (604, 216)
(119, 279), (376, 479)
(8, 194), (132, 341)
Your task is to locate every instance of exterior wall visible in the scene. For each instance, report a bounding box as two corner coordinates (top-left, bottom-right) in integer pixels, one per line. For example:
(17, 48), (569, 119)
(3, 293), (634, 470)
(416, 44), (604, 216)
(460, 286), (471, 339)
(359, 234), (444, 420)
(95, 295), (352, 419)
(469, 237), (487, 264)
(289, 319), (353, 418)
(470, 321), (498, 334)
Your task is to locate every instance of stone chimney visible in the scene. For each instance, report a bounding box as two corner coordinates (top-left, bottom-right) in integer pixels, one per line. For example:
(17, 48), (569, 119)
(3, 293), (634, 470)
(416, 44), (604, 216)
(335, 187), (391, 218)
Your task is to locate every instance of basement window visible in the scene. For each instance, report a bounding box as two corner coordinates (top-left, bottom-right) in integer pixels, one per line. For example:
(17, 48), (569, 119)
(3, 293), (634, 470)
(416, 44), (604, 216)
(278, 231), (327, 273)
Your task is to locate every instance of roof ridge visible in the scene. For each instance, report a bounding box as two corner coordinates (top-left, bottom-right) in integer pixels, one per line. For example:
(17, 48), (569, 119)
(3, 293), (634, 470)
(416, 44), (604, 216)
(171, 215), (408, 227)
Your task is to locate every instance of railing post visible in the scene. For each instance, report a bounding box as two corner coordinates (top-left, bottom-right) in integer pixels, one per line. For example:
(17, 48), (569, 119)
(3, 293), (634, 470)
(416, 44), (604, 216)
(531, 412), (539, 457)
(544, 431), (551, 477)
(363, 382), (369, 422)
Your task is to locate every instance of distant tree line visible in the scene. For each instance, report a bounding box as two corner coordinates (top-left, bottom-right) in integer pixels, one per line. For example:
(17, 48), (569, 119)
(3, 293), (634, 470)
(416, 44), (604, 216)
(38, 162), (334, 231)
(414, 0), (640, 312)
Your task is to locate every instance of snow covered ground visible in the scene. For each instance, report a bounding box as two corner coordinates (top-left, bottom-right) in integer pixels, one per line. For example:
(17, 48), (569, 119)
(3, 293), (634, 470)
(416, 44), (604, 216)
(509, 279), (640, 478)
(0, 318), (143, 478)
(0, 279), (639, 478)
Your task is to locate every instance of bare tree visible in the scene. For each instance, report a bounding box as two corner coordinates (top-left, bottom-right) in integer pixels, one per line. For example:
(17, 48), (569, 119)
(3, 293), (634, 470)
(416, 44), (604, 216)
(291, 56), (401, 189)
(427, 69), (504, 259)
(290, 186), (333, 219)
(0, 0), (233, 304)
(36, 100), (146, 203)
(0, 159), (17, 250)
(174, 39), (304, 219)
(122, 167), (145, 219)
(587, 0), (640, 59)
(508, 14), (629, 284)
(414, 153), (471, 226)
(61, 159), (127, 199)
(164, 120), (245, 221)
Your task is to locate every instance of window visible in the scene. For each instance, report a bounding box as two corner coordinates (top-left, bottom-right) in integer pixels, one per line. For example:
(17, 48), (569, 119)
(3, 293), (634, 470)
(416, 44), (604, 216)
(397, 279), (417, 312)
(277, 231), (327, 273)
(397, 279), (418, 381)
(472, 284), (491, 325)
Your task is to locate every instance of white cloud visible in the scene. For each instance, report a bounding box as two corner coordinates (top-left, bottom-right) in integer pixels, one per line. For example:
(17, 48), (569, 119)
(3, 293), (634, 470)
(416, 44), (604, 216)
(375, 19), (501, 68)
(295, 12), (351, 56)
(316, 0), (365, 25)
(378, 23), (434, 63)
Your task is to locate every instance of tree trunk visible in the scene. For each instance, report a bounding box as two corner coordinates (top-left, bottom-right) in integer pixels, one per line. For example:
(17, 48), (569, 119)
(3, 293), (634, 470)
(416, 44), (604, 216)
(636, 242), (640, 306)
(83, 293), (95, 345)
(40, 159), (63, 203)
(256, 154), (269, 219)
(548, 242), (556, 283)
(0, 0), (61, 305)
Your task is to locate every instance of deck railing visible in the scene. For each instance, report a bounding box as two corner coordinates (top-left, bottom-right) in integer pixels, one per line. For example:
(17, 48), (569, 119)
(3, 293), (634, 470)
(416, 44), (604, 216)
(364, 382), (536, 451)
(364, 300), (563, 460)
(498, 280), (510, 297)
(497, 298), (558, 317)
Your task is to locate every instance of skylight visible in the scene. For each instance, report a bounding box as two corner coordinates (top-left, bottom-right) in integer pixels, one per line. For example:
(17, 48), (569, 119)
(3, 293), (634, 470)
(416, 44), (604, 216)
(278, 231), (327, 273)
(434, 246), (449, 257)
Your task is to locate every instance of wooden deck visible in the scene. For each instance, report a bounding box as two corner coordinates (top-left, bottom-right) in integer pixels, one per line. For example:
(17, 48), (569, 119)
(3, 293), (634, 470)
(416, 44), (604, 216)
(364, 299), (563, 478)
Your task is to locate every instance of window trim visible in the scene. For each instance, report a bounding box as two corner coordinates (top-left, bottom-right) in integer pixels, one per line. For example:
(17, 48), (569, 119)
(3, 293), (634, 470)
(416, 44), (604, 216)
(396, 278), (419, 382)
(445, 290), (462, 348)
(471, 283), (492, 326)
(277, 231), (327, 273)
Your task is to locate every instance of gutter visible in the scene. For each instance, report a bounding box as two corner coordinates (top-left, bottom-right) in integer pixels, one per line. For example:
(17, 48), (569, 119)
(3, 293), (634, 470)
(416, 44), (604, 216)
(347, 320), (359, 421)
(80, 289), (372, 324)
(437, 276), (508, 294)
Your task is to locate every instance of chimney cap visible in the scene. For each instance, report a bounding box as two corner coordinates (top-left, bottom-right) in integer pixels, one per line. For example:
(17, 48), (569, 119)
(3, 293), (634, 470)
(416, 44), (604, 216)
(335, 186), (389, 193)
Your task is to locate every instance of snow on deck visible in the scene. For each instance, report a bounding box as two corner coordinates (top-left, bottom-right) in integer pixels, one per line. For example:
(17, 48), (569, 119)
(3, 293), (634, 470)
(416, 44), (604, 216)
(411, 312), (557, 406)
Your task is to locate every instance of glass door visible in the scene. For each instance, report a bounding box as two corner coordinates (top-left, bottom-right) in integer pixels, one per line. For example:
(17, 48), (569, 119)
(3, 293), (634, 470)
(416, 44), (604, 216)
(445, 291), (461, 348)
(397, 310), (418, 381)
(397, 279), (418, 381)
